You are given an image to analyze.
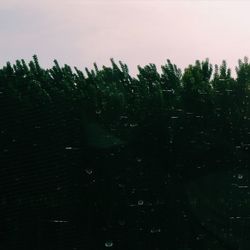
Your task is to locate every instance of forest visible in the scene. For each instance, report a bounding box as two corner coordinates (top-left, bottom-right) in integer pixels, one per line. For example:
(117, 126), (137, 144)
(1, 55), (250, 249)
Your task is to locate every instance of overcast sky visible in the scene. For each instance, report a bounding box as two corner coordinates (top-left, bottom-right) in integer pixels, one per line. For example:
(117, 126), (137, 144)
(1, 0), (250, 77)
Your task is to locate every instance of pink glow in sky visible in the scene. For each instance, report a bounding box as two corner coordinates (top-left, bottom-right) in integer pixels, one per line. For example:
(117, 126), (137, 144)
(1, 0), (250, 77)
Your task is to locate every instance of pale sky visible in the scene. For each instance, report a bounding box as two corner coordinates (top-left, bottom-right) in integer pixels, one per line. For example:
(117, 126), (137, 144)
(1, 0), (250, 77)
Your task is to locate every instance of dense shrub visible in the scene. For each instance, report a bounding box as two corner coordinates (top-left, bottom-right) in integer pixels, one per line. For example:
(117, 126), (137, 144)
(2, 55), (250, 249)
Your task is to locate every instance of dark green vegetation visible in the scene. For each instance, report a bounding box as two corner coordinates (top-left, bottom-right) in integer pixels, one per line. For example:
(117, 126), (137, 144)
(1, 55), (250, 249)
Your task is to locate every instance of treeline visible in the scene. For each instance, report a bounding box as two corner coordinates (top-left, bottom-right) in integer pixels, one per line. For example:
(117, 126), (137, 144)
(2, 56), (250, 176)
(2, 55), (250, 249)
(0, 55), (250, 158)
(1, 55), (250, 119)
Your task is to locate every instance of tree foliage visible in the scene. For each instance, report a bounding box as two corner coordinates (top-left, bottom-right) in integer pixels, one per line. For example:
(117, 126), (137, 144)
(2, 55), (250, 249)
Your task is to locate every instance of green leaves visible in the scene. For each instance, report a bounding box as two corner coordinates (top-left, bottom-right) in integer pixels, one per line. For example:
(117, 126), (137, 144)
(3, 55), (250, 183)
(2, 54), (250, 129)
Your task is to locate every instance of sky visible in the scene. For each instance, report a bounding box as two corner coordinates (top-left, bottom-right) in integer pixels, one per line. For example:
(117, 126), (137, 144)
(1, 0), (250, 78)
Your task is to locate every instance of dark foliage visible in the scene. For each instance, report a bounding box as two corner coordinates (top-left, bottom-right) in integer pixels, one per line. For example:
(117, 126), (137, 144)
(1, 55), (250, 249)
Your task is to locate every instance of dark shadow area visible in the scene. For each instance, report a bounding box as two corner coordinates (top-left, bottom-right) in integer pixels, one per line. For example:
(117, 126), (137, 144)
(1, 56), (250, 249)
